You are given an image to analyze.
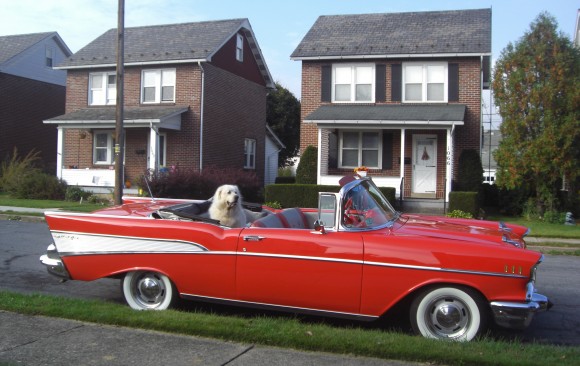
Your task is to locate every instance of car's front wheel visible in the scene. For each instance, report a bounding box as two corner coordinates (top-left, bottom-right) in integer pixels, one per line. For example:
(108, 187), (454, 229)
(122, 271), (175, 310)
(410, 286), (488, 341)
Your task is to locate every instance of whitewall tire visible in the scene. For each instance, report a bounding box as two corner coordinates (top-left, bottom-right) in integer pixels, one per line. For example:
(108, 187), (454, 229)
(410, 286), (488, 341)
(122, 271), (175, 310)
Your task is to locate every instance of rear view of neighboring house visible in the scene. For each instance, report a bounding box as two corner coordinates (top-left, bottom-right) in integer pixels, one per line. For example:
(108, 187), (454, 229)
(45, 19), (275, 191)
(0, 32), (71, 172)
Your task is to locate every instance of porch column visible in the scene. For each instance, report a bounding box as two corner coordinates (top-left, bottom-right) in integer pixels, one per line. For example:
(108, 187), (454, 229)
(445, 126), (454, 201)
(56, 127), (64, 179)
(399, 128), (406, 199)
(149, 126), (158, 173)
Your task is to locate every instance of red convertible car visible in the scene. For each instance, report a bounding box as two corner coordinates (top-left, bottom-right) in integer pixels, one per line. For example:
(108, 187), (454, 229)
(40, 176), (550, 341)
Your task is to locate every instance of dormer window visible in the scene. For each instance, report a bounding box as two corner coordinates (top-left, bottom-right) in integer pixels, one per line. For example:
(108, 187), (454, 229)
(236, 34), (244, 62)
(45, 47), (54, 67)
(332, 64), (374, 103)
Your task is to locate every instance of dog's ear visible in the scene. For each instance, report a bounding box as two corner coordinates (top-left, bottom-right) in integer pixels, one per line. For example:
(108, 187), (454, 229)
(216, 186), (224, 199)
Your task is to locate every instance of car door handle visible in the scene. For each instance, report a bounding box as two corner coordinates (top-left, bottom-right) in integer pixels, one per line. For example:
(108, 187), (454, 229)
(243, 235), (265, 242)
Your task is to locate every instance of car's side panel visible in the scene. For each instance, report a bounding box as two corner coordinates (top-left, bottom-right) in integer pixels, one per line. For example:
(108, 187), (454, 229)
(359, 233), (536, 315)
(236, 228), (364, 314)
(46, 213), (241, 299)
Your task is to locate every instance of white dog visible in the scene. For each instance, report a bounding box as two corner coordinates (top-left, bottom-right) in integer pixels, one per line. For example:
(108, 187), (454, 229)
(208, 184), (247, 228)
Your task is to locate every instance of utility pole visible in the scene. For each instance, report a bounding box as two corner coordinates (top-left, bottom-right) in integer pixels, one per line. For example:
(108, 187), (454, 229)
(113, 0), (125, 205)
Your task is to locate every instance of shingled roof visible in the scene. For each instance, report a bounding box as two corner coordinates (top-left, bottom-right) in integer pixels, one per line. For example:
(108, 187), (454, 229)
(291, 8), (491, 59)
(0, 32), (71, 65)
(57, 18), (273, 87)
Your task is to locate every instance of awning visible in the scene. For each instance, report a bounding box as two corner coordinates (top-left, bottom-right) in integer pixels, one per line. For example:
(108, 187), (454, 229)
(304, 104), (465, 128)
(44, 106), (189, 130)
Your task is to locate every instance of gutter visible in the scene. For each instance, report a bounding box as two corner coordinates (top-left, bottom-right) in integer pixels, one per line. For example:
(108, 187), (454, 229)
(198, 61), (205, 172)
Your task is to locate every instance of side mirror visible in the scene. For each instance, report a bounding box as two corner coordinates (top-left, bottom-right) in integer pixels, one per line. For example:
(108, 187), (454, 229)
(313, 220), (326, 234)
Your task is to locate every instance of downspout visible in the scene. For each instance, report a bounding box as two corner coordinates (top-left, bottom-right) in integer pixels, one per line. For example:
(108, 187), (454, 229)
(198, 61), (205, 172)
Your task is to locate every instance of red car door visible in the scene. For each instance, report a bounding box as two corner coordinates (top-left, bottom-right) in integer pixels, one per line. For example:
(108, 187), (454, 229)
(236, 228), (363, 315)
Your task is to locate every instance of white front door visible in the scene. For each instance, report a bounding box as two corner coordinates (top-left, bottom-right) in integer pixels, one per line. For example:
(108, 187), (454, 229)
(412, 135), (437, 194)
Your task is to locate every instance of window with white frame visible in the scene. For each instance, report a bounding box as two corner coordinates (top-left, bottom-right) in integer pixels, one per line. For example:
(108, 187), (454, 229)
(244, 138), (256, 169)
(333, 64), (374, 102)
(93, 131), (114, 164)
(340, 131), (381, 168)
(403, 62), (447, 102)
(236, 34), (244, 62)
(89, 72), (117, 105)
(141, 69), (176, 103)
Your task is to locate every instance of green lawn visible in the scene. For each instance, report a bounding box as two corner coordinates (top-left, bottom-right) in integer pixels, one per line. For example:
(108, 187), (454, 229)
(0, 291), (578, 366)
(0, 193), (108, 213)
(487, 215), (580, 239)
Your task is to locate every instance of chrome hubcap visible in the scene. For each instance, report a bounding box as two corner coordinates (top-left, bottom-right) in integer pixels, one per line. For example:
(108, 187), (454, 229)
(427, 297), (470, 338)
(132, 272), (166, 308)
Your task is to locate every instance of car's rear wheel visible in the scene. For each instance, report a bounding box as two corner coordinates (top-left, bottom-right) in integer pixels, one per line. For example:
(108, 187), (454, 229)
(410, 286), (488, 341)
(122, 271), (175, 310)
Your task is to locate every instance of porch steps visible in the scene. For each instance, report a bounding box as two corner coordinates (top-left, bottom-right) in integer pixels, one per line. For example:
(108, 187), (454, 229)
(400, 198), (446, 215)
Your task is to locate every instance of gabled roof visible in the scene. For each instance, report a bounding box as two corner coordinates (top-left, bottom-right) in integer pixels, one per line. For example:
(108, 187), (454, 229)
(291, 8), (491, 60)
(0, 32), (71, 65)
(57, 18), (274, 88)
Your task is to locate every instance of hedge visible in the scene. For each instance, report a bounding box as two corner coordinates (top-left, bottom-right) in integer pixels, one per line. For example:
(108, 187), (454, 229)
(265, 184), (396, 209)
(449, 191), (480, 217)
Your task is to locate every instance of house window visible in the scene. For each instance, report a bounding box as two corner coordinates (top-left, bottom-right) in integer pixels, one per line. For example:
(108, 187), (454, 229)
(236, 34), (244, 62)
(93, 131), (114, 165)
(45, 47), (53, 67)
(142, 69), (176, 103)
(244, 138), (256, 169)
(339, 131), (381, 168)
(158, 133), (167, 167)
(403, 62), (447, 102)
(333, 64), (374, 102)
(89, 72), (117, 105)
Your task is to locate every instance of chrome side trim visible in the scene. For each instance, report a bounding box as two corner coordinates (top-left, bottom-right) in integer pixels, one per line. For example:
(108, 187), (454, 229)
(180, 293), (379, 321)
(50, 230), (208, 255)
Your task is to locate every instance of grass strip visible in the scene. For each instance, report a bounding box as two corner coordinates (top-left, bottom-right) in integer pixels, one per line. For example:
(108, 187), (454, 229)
(0, 291), (577, 366)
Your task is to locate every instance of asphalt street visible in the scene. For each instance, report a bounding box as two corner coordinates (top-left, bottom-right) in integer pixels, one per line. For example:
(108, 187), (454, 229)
(0, 219), (579, 365)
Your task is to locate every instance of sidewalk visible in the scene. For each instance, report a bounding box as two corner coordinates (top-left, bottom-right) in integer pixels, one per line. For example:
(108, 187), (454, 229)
(0, 311), (417, 366)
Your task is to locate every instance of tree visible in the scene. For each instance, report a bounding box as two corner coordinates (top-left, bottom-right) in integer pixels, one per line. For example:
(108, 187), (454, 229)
(295, 145), (317, 184)
(267, 82), (301, 167)
(456, 149), (483, 192)
(492, 12), (580, 213)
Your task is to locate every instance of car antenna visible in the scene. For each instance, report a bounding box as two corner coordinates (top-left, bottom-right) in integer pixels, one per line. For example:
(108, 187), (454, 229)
(143, 169), (156, 202)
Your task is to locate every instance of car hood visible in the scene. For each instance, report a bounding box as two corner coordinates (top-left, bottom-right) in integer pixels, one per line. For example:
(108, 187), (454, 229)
(393, 214), (529, 248)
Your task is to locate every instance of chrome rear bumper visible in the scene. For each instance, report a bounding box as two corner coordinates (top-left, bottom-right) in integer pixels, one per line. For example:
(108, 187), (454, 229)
(39, 244), (70, 280)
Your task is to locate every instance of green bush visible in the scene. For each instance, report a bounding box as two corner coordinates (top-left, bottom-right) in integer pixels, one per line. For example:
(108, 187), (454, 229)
(12, 171), (67, 200)
(456, 149), (483, 192)
(447, 210), (474, 219)
(65, 186), (92, 202)
(0, 148), (41, 194)
(275, 176), (296, 184)
(449, 191), (479, 217)
(295, 146), (317, 184)
(142, 165), (263, 202)
(265, 184), (397, 209)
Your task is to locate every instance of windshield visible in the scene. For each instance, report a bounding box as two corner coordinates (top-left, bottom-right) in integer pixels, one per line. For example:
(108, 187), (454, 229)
(342, 179), (398, 229)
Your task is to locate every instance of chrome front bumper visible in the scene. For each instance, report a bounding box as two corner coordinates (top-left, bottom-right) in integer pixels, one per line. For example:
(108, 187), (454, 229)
(490, 282), (551, 329)
(39, 244), (70, 280)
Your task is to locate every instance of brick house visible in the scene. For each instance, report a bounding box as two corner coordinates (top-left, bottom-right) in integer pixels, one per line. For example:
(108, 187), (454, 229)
(45, 19), (274, 191)
(291, 9), (491, 203)
(0, 32), (71, 173)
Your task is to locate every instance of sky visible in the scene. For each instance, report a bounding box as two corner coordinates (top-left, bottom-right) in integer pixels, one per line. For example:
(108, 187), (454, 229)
(1, 0), (577, 106)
